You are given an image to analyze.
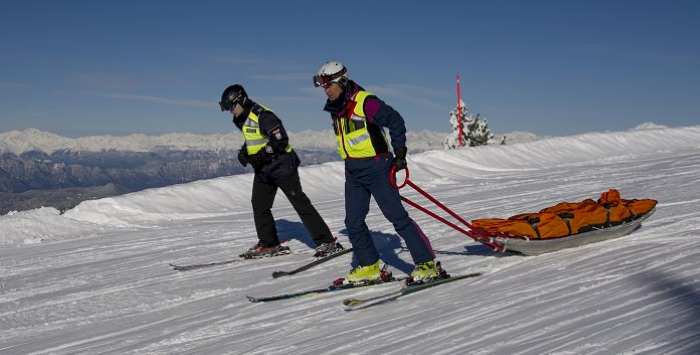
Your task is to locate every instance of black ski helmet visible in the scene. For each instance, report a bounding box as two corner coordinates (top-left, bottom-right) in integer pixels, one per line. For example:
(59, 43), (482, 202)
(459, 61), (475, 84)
(219, 84), (248, 111)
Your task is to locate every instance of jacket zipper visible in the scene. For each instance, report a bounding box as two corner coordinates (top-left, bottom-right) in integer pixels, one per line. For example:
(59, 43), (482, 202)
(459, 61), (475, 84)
(338, 117), (350, 158)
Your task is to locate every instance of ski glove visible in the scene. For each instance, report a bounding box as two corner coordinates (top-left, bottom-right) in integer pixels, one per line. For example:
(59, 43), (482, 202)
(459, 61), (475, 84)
(392, 146), (408, 171)
(247, 150), (272, 170)
(238, 148), (248, 167)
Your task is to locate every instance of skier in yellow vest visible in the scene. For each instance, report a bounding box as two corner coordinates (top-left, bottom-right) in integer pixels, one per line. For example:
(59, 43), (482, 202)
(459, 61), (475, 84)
(313, 61), (442, 285)
(219, 84), (343, 259)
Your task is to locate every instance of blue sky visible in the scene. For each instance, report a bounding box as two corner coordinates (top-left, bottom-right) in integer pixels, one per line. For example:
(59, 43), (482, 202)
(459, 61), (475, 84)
(0, 1), (698, 137)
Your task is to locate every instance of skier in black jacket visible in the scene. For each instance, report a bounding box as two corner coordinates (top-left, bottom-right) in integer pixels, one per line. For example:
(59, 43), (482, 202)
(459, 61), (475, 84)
(219, 84), (343, 258)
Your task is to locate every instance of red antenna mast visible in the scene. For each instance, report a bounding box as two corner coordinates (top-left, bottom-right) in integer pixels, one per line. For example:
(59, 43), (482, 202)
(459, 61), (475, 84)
(456, 74), (464, 147)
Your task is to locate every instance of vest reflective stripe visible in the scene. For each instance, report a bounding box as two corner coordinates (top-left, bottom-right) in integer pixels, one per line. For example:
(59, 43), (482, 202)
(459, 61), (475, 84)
(246, 137), (269, 146)
(334, 90), (386, 159)
(242, 106), (293, 155)
(347, 134), (370, 146)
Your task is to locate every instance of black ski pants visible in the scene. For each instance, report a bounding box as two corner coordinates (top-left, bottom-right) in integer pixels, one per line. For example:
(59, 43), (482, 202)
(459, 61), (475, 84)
(252, 170), (334, 247)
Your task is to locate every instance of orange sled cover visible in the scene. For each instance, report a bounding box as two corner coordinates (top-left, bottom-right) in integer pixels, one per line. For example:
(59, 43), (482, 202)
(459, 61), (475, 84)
(471, 189), (657, 240)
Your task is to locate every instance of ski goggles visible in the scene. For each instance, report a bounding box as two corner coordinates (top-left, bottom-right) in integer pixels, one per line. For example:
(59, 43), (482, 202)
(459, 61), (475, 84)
(219, 93), (244, 112)
(313, 75), (335, 88)
(313, 69), (347, 88)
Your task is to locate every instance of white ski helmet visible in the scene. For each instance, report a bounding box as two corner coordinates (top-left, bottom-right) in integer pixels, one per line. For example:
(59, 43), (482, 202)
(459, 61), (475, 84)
(313, 61), (348, 88)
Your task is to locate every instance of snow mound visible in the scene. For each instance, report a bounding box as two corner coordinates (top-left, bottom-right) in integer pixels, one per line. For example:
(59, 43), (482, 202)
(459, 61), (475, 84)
(0, 207), (100, 245)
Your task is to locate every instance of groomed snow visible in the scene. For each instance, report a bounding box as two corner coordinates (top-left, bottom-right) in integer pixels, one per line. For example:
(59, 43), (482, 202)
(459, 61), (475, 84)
(1, 125), (699, 354)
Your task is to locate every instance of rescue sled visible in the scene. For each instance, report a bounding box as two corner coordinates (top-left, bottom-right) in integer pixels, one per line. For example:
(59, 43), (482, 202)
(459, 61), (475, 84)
(470, 189), (657, 255)
(390, 167), (656, 255)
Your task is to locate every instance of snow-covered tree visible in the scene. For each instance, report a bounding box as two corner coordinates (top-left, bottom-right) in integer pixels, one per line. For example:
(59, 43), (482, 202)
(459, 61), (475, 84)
(443, 99), (495, 149)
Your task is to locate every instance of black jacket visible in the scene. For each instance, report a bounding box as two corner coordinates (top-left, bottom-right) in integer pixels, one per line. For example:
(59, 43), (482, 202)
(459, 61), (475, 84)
(234, 101), (300, 180)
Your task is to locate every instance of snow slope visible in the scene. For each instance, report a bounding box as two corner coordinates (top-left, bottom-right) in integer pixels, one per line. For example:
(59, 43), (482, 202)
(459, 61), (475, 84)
(1, 125), (699, 354)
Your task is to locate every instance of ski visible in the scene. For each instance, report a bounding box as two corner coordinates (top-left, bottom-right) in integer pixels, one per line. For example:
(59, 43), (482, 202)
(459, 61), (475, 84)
(271, 247), (353, 278)
(169, 259), (243, 271)
(170, 247), (292, 271)
(342, 272), (482, 311)
(247, 275), (407, 303)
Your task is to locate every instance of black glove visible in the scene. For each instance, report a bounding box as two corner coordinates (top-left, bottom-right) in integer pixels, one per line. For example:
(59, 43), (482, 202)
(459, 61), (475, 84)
(392, 146), (408, 171)
(247, 150), (271, 170)
(237, 148), (248, 167)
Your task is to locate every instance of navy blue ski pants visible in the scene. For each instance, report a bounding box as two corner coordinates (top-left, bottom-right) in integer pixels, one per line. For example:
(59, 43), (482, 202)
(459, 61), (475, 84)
(344, 155), (435, 267)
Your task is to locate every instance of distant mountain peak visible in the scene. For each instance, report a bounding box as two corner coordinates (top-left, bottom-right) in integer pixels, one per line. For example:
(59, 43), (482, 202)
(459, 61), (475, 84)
(631, 122), (668, 131)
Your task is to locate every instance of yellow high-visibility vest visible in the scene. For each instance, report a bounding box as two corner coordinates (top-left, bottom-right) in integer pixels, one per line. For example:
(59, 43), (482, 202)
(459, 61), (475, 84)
(242, 106), (292, 155)
(334, 91), (387, 159)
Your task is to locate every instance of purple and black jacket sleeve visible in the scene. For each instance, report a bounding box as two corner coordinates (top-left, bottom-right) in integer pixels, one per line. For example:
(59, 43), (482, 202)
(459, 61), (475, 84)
(363, 96), (407, 153)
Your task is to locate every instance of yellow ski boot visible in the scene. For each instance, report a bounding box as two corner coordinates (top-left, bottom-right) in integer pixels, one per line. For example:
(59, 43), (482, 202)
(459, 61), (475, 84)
(409, 260), (442, 284)
(343, 260), (382, 285)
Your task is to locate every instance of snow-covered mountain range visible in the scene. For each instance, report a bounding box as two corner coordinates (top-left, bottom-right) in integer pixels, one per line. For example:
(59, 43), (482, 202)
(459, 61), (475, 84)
(0, 124), (698, 353)
(0, 128), (541, 155)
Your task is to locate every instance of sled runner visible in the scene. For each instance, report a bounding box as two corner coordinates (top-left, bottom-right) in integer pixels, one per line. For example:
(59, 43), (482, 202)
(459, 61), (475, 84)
(492, 208), (655, 255)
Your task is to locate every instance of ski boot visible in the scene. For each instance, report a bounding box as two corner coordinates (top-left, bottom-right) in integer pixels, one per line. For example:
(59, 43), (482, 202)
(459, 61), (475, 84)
(313, 240), (344, 258)
(239, 243), (291, 259)
(333, 260), (393, 287)
(407, 260), (448, 286)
